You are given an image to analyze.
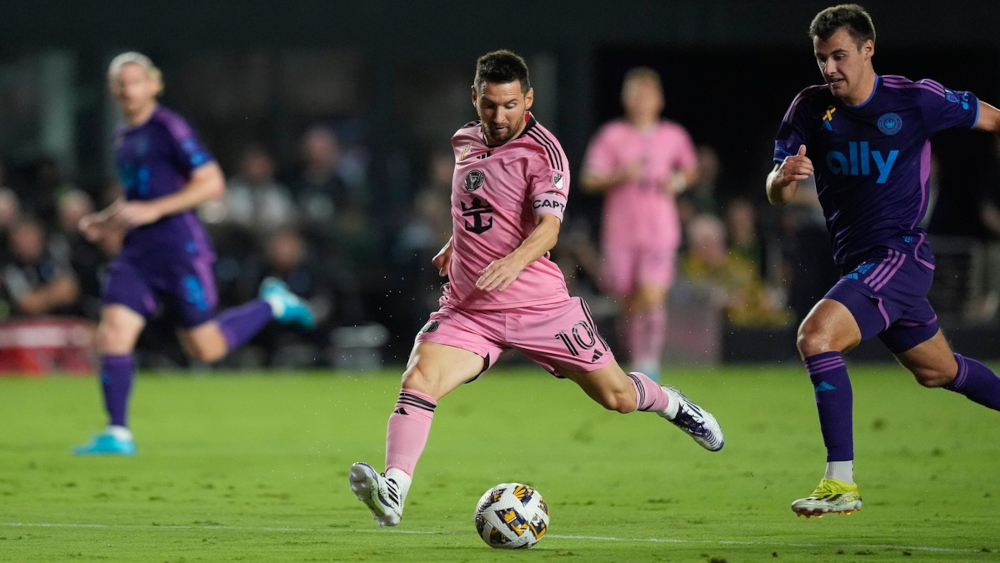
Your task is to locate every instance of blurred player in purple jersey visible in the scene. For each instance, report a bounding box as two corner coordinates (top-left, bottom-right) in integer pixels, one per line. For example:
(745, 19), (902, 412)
(582, 68), (698, 381)
(72, 52), (315, 456)
(348, 50), (723, 529)
(767, 5), (1000, 517)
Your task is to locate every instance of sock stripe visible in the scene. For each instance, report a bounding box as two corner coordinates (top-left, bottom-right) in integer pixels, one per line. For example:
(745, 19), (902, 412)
(398, 391), (436, 412)
(948, 353), (970, 390)
(626, 373), (645, 409)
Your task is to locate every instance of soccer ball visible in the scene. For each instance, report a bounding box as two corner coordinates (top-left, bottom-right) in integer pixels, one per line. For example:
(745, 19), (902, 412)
(473, 483), (549, 549)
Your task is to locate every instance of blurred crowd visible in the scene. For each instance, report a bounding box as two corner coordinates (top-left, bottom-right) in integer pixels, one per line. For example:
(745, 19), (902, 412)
(2, 126), (999, 369)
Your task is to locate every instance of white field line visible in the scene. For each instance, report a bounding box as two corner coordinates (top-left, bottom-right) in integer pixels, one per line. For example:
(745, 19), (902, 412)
(0, 521), (992, 554)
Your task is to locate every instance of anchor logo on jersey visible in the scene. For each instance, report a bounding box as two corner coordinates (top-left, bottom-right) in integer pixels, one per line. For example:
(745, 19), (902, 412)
(462, 196), (494, 234)
(464, 169), (486, 192)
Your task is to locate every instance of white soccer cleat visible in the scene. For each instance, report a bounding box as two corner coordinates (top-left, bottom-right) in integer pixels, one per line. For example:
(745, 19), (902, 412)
(349, 462), (404, 527)
(660, 385), (725, 451)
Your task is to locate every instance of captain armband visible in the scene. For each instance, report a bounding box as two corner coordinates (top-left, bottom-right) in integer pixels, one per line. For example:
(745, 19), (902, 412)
(531, 192), (567, 221)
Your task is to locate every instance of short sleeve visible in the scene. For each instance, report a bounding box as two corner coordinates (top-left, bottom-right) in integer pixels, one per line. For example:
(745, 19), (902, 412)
(774, 89), (813, 163)
(582, 124), (618, 174)
(916, 79), (981, 134)
(162, 114), (214, 176)
(672, 125), (698, 170)
(527, 150), (569, 222)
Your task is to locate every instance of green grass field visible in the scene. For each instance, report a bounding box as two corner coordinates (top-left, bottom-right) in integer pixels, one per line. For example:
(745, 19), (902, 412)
(1, 364), (998, 562)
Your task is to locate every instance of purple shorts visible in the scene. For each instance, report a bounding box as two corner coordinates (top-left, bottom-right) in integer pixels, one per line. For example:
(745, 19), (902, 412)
(415, 296), (616, 378)
(102, 254), (219, 328)
(825, 244), (939, 354)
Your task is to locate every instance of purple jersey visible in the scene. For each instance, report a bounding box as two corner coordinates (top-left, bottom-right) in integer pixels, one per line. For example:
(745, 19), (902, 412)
(114, 106), (215, 261)
(774, 75), (980, 267)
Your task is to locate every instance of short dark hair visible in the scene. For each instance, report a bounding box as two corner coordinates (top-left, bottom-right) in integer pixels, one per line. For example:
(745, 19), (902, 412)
(809, 4), (876, 47)
(474, 50), (530, 93)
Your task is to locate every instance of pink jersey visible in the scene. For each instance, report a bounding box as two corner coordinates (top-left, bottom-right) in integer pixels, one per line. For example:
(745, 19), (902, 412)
(583, 119), (697, 250)
(444, 113), (570, 311)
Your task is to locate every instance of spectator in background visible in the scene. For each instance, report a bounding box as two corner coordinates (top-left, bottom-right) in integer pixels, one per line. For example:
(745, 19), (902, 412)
(25, 156), (76, 227)
(216, 145), (298, 233)
(581, 67), (698, 380)
(971, 139), (1000, 321)
(241, 227), (334, 367)
(0, 186), (22, 263)
(290, 125), (374, 284)
(292, 126), (358, 223)
(48, 190), (109, 319)
(682, 214), (789, 327)
(680, 144), (722, 216)
(724, 197), (764, 276)
(1, 218), (80, 318)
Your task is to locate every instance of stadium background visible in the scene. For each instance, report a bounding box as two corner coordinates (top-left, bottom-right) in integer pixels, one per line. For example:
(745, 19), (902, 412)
(1, 0), (999, 370)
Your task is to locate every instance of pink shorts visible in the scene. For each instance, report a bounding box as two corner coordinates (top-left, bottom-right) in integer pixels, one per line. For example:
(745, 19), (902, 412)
(599, 243), (677, 297)
(415, 297), (616, 377)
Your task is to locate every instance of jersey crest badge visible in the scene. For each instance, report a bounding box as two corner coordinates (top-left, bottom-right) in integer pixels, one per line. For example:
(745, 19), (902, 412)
(877, 113), (902, 136)
(464, 169), (485, 192)
(553, 172), (564, 191)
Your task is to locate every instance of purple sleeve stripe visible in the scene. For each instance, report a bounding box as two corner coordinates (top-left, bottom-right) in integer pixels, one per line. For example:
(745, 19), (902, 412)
(882, 76), (946, 96)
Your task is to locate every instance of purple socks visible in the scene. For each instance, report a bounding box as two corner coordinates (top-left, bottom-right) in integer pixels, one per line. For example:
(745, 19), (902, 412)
(216, 299), (274, 351)
(804, 351), (854, 462)
(101, 354), (135, 427)
(945, 354), (1000, 410)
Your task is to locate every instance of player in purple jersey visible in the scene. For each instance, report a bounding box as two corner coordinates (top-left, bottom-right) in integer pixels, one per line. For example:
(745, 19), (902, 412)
(767, 5), (1000, 517)
(348, 50), (723, 529)
(72, 52), (315, 456)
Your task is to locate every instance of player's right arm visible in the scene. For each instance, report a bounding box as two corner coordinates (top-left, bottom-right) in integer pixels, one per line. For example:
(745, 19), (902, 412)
(78, 198), (125, 243)
(973, 100), (1000, 136)
(580, 162), (643, 194)
(114, 162), (225, 227)
(766, 144), (812, 207)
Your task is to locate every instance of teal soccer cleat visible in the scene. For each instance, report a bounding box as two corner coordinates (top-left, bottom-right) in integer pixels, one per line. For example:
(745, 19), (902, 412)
(260, 277), (315, 329)
(72, 431), (136, 456)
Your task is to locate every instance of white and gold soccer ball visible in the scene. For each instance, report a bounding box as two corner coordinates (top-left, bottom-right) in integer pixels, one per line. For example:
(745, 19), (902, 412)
(473, 483), (549, 549)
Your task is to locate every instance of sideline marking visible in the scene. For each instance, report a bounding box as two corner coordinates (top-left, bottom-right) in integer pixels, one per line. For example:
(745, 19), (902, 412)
(0, 521), (990, 554)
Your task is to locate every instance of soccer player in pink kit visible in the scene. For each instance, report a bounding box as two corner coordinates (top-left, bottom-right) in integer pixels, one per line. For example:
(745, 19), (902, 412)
(349, 50), (723, 528)
(581, 68), (698, 380)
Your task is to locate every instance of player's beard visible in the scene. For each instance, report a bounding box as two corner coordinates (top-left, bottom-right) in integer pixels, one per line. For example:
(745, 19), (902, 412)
(484, 119), (520, 145)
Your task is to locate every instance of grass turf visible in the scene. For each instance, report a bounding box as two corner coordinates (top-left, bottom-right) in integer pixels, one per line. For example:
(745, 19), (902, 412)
(0, 364), (998, 562)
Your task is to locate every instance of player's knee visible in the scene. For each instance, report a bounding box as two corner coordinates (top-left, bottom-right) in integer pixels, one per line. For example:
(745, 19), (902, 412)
(911, 366), (955, 388)
(796, 320), (831, 357)
(96, 320), (133, 353)
(401, 365), (437, 396)
(189, 345), (225, 364)
(181, 337), (227, 364)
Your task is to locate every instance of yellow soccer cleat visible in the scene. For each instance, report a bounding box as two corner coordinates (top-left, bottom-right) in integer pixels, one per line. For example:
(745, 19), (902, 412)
(791, 478), (862, 518)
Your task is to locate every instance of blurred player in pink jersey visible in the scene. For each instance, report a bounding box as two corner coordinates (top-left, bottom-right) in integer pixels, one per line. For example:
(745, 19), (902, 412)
(582, 68), (698, 380)
(349, 50), (723, 528)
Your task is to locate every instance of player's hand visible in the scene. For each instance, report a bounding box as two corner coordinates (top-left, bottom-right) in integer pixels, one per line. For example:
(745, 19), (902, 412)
(476, 255), (526, 292)
(115, 201), (164, 228)
(776, 144), (813, 186)
(78, 213), (105, 242)
(432, 240), (453, 277)
(616, 160), (645, 184)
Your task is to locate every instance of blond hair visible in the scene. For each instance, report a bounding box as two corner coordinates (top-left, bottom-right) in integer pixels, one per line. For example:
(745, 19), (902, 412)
(107, 51), (163, 94)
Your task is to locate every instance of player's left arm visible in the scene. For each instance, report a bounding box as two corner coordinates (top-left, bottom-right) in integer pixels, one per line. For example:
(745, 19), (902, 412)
(973, 100), (1000, 136)
(115, 162), (225, 227)
(476, 213), (561, 293)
